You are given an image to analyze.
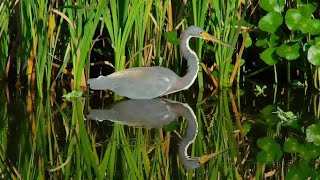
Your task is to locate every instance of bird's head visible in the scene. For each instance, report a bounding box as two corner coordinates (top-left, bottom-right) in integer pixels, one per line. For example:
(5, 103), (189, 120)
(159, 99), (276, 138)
(184, 25), (232, 47)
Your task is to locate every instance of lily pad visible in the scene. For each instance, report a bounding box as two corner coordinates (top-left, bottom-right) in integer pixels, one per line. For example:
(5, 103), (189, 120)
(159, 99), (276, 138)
(307, 45), (320, 66)
(306, 123), (320, 146)
(259, 0), (285, 13)
(257, 137), (283, 164)
(299, 144), (320, 160)
(276, 43), (300, 60)
(298, 4), (317, 18)
(285, 9), (304, 30)
(307, 19), (320, 35)
(283, 137), (302, 153)
(260, 47), (278, 65)
(286, 165), (312, 180)
(258, 12), (283, 33)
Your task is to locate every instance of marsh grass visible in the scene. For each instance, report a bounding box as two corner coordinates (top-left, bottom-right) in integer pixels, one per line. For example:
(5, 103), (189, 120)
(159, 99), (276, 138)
(1, 0), (243, 95)
(0, 86), (247, 179)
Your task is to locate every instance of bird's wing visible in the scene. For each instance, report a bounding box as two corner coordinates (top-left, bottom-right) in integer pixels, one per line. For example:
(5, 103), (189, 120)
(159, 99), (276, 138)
(90, 67), (179, 99)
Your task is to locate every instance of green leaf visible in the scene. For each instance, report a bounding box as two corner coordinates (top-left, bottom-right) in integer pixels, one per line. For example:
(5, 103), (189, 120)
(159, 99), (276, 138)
(256, 38), (268, 47)
(299, 144), (320, 160)
(269, 33), (281, 47)
(258, 12), (283, 33)
(260, 105), (277, 115)
(257, 137), (283, 164)
(285, 165), (312, 180)
(242, 124), (251, 136)
(276, 43), (300, 60)
(260, 47), (278, 65)
(285, 9), (304, 30)
(306, 123), (320, 146)
(244, 33), (252, 47)
(256, 151), (276, 164)
(259, 0), (285, 13)
(307, 45), (320, 66)
(315, 37), (320, 47)
(240, 59), (245, 66)
(283, 137), (302, 153)
(307, 19), (320, 35)
(164, 31), (180, 45)
(163, 121), (179, 132)
(299, 19), (320, 35)
(298, 4), (317, 18)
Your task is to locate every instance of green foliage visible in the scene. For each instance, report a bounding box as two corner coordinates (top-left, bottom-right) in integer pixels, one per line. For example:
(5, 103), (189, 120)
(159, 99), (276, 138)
(256, 137), (283, 164)
(276, 43), (300, 61)
(260, 47), (278, 65)
(258, 12), (283, 33)
(253, 0), (320, 85)
(259, 0), (285, 13)
(285, 163), (312, 180)
(306, 123), (320, 146)
(164, 31), (180, 45)
(308, 44), (320, 66)
(283, 137), (302, 153)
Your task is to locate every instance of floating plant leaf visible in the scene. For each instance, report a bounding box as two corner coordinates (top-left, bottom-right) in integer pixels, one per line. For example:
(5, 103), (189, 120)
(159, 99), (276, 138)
(298, 4), (317, 18)
(306, 123), (320, 146)
(259, 0), (285, 13)
(276, 43), (300, 60)
(256, 151), (276, 164)
(257, 137), (279, 152)
(285, 9), (304, 30)
(164, 31), (180, 45)
(286, 164), (312, 180)
(257, 137), (283, 164)
(258, 12), (283, 33)
(299, 144), (320, 160)
(260, 47), (278, 65)
(307, 45), (320, 66)
(307, 19), (320, 35)
(283, 137), (302, 153)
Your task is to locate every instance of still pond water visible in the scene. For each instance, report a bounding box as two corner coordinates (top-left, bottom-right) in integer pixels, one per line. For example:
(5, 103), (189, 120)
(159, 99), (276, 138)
(1, 82), (320, 179)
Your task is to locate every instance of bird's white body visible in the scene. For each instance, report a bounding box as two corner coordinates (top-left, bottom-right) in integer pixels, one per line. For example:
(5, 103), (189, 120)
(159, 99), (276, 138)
(88, 26), (230, 99)
(88, 66), (182, 99)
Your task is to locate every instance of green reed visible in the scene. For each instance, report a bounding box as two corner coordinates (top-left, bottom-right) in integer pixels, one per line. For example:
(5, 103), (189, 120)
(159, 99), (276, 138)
(0, 1), (10, 80)
(103, 0), (143, 72)
(191, 0), (209, 91)
(210, 0), (241, 88)
(0, 84), (248, 179)
(1, 0), (243, 96)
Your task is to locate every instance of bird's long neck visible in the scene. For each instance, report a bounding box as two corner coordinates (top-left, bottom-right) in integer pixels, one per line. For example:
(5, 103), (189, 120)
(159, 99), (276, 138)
(178, 36), (199, 90)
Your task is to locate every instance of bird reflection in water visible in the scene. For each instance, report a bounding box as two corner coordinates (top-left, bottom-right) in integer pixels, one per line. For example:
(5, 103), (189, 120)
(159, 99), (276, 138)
(87, 98), (229, 169)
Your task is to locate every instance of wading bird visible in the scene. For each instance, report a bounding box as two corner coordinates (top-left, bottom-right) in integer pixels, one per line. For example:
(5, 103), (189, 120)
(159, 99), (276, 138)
(88, 26), (231, 99)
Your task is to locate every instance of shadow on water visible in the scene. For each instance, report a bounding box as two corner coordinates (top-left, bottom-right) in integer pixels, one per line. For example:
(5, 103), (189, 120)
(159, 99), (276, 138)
(1, 82), (320, 179)
(87, 98), (229, 170)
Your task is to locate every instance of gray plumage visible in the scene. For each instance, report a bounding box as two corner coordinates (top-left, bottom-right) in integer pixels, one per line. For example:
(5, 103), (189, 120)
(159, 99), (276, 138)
(88, 26), (225, 99)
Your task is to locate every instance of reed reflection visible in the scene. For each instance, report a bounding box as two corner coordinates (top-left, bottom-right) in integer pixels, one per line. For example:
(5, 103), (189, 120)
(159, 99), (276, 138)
(87, 98), (228, 169)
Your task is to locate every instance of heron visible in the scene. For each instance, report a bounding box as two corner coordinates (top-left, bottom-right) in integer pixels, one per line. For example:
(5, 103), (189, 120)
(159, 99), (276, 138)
(87, 98), (229, 169)
(88, 26), (231, 99)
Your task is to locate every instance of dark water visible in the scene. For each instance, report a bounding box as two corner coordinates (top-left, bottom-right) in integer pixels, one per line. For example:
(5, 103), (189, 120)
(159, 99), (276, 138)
(1, 82), (320, 179)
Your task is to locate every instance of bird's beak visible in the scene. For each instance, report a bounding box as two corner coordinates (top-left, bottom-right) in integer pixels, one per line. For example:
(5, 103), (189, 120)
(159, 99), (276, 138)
(200, 32), (232, 47)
